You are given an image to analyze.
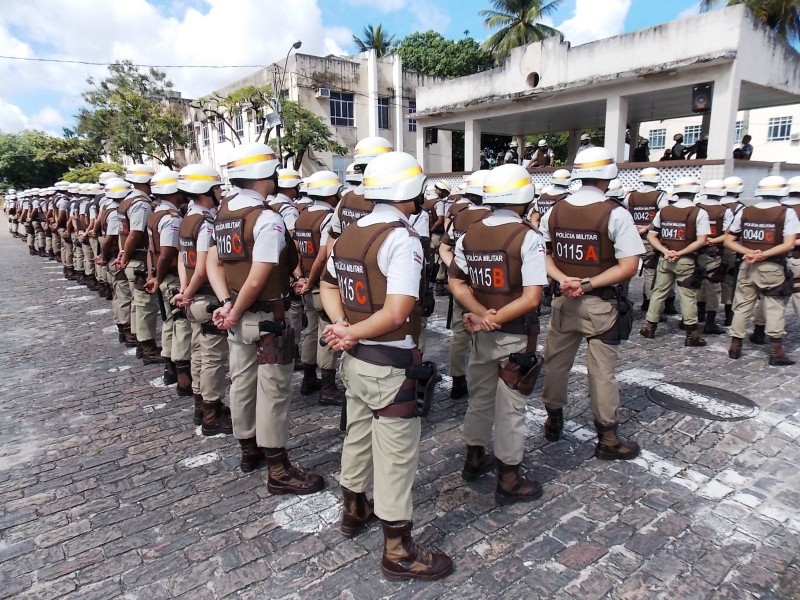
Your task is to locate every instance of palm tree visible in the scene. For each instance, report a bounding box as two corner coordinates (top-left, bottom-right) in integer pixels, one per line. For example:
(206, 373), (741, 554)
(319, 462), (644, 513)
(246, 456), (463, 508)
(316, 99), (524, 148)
(700, 0), (800, 42)
(352, 24), (395, 58)
(480, 0), (563, 63)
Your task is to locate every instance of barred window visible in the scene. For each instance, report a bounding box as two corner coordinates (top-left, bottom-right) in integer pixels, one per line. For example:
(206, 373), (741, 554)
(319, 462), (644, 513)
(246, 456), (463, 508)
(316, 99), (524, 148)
(767, 116), (792, 142)
(329, 92), (354, 127)
(649, 128), (666, 150)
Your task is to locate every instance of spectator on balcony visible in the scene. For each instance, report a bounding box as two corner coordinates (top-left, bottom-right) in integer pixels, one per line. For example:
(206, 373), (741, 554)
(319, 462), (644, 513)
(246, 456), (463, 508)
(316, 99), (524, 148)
(738, 135), (754, 160)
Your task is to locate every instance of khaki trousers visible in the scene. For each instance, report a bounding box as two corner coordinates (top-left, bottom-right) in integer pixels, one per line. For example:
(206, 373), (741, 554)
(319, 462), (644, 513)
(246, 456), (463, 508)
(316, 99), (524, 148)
(721, 248), (738, 305)
(33, 222), (45, 250)
(729, 262), (788, 339)
(542, 295), (621, 426)
(286, 297), (303, 348)
(339, 352), (420, 522)
(646, 256), (699, 326)
(187, 297), (229, 403)
(300, 288), (335, 369)
(27, 222), (36, 249)
(59, 229), (73, 267)
(789, 255), (800, 321)
(464, 330), (528, 464)
(72, 233), (84, 272)
(449, 301), (470, 378)
(159, 274), (191, 361)
(227, 310), (293, 445)
(45, 233), (52, 254)
(696, 251), (722, 312)
(52, 229), (61, 256)
(126, 258), (158, 342)
(110, 265), (131, 326)
(82, 240), (95, 276)
(431, 233), (446, 283)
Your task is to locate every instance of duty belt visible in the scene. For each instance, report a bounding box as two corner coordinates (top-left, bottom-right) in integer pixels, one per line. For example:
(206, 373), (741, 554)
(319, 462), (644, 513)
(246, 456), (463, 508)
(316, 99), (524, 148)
(346, 343), (417, 369)
(499, 314), (536, 335)
(585, 286), (619, 301)
(236, 294), (290, 318)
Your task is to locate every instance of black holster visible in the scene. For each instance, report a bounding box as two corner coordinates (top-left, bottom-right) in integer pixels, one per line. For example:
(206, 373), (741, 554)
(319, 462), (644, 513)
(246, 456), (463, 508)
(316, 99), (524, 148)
(133, 268), (147, 291)
(587, 286), (632, 346)
(200, 322), (223, 336)
(677, 264), (706, 290)
(764, 267), (792, 298)
(374, 360), (438, 419)
(421, 287), (435, 318)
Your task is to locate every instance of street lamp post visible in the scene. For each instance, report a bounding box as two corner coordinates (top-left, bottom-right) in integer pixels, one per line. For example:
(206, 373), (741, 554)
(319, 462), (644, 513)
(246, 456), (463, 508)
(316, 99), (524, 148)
(273, 40), (302, 168)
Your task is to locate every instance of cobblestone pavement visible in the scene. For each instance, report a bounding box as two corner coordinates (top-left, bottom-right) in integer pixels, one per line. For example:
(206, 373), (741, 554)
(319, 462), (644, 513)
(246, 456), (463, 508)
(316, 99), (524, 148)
(1, 220), (800, 600)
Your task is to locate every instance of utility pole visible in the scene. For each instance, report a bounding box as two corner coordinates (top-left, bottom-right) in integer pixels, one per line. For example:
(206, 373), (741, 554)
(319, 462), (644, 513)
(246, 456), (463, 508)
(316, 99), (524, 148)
(272, 41), (302, 168)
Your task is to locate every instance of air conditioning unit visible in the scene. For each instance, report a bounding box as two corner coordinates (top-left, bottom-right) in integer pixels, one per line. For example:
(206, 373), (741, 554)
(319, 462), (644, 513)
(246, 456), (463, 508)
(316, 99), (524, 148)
(790, 132), (800, 142)
(316, 88), (331, 99)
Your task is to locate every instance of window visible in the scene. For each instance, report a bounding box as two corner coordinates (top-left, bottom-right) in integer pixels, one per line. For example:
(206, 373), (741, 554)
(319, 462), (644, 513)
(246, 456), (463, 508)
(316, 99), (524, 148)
(187, 125), (197, 150)
(332, 155), (350, 184)
(649, 128), (666, 150)
(202, 124), (210, 147)
(734, 120), (744, 143)
(767, 116), (792, 141)
(329, 92), (354, 127)
(217, 120), (226, 143)
(683, 125), (702, 146)
(378, 97), (390, 130)
(255, 114), (265, 135)
(408, 100), (417, 133)
(234, 112), (244, 139)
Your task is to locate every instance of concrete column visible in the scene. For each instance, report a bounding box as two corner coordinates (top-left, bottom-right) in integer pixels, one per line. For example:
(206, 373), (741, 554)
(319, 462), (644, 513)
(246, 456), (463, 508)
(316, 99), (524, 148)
(707, 69), (740, 163)
(515, 135), (526, 164)
(700, 112), (711, 139)
(567, 129), (581, 164)
(604, 95), (629, 163)
(393, 55), (404, 152)
(367, 49), (378, 137)
(464, 118), (482, 172)
(416, 127), (428, 172)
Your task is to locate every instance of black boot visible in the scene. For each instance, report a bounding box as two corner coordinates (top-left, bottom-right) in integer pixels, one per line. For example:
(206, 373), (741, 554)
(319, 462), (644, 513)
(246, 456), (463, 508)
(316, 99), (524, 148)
(450, 375), (468, 399)
(319, 368), (344, 406)
(175, 360), (193, 396)
(163, 358), (178, 385)
(300, 364), (321, 396)
(724, 304), (734, 326)
(697, 302), (706, 323)
(461, 446), (494, 481)
(684, 325), (707, 347)
(117, 324), (127, 344)
(239, 438), (265, 473)
(749, 324), (767, 346)
(703, 312), (725, 335)
(193, 394), (204, 426)
(639, 321), (657, 339)
(140, 339), (163, 364)
(664, 297), (678, 315)
(640, 298), (650, 312)
(544, 406), (563, 442)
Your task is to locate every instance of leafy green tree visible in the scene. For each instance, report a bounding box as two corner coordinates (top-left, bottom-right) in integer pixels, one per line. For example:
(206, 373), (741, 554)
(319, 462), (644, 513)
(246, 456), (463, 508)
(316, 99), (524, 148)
(77, 61), (187, 168)
(190, 84), (275, 145)
(700, 0), (800, 41)
(279, 101), (347, 168)
(353, 24), (395, 57)
(0, 131), (99, 188)
(62, 162), (124, 183)
(481, 0), (562, 63)
(391, 31), (495, 78)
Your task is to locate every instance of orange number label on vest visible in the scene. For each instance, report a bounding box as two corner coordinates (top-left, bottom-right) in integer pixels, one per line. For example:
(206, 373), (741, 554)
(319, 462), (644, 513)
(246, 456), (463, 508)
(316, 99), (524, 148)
(632, 207), (657, 225)
(741, 220), (776, 244)
(295, 229), (316, 258)
(334, 258), (371, 313)
(214, 218), (247, 261)
(552, 229), (601, 266)
(660, 220), (687, 242)
(180, 237), (198, 269)
(466, 251), (511, 293)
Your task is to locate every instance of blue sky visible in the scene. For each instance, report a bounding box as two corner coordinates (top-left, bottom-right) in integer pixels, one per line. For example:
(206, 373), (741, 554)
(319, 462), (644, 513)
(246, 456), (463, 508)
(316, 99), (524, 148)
(0, 0), (702, 134)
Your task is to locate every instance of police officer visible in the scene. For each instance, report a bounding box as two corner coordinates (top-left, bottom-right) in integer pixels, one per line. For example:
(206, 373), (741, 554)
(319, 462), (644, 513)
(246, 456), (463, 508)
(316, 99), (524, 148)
(115, 164), (161, 364)
(439, 170), (491, 400)
(528, 139), (554, 169)
(431, 181), (452, 295)
(449, 163), (547, 502)
(173, 164), (232, 435)
(540, 147), (644, 460)
(5, 191), (17, 236)
(720, 176), (746, 325)
(208, 142), (323, 492)
(28, 188), (44, 257)
(320, 150), (452, 580)
(785, 176), (800, 321)
(726, 176), (799, 365)
(70, 184), (87, 280)
(343, 162), (362, 193)
(295, 170), (344, 405)
(639, 177), (710, 346)
(623, 167), (669, 311)
(579, 133), (595, 151)
(529, 168), (570, 229)
(606, 179), (625, 200)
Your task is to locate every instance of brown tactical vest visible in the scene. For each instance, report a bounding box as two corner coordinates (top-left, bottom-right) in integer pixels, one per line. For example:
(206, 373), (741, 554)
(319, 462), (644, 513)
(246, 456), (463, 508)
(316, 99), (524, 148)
(548, 200), (617, 278)
(423, 198), (444, 233)
(461, 221), (529, 310)
(214, 204), (296, 304)
(536, 192), (568, 215)
(699, 203), (728, 242)
(294, 206), (331, 277)
(657, 205), (700, 252)
(443, 205), (491, 246)
(628, 190), (662, 227)
(118, 192), (150, 251)
(738, 205), (787, 252)
(335, 190), (373, 236)
(179, 211), (215, 294)
(447, 200), (471, 221)
(146, 208), (180, 275)
(332, 222), (421, 344)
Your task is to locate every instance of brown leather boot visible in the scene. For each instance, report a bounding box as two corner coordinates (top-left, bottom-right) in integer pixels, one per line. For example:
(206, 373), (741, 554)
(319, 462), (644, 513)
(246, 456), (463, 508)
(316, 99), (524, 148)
(266, 450), (325, 495)
(768, 338), (796, 366)
(749, 324), (767, 345)
(729, 337), (743, 359)
(450, 375), (468, 399)
(175, 360), (193, 396)
(340, 486), (376, 537)
(239, 438), (265, 473)
(202, 401), (233, 436)
(123, 327), (138, 348)
(163, 358), (178, 386)
(380, 521), (453, 581)
(461, 445), (494, 481)
(594, 422), (640, 460)
(300, 364), (321, 396)
(141, 339), (163, 364)
(639, 321), (657, 339)
(319, 368), (344, 406)
(703, 312), (726, 335)
(684, 325), (707, 347)
(117, 324), (127, 344)
(544, 406), (564, 442)
(495, 459), (543, 504)
(193, 394), (204, 426)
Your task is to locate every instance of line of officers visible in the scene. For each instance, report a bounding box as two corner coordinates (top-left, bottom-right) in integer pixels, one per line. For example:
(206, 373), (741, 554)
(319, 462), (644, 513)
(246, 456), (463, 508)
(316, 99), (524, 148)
(3, 136), (799, 582)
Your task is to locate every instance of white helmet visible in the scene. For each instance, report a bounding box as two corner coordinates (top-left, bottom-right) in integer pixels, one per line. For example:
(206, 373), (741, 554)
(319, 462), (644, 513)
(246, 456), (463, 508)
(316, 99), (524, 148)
(344, 163), (362, 185)
(483, 164), (535, 206)
(673, 177), (701, 195)
(434, 180), (452, 194)
(551, 169), (571, 187)
(104, 178), (131, 199)
(639, 167), (661, 184)
(572, 147), (618, 181)
(67, 184), (80, 194)
(353, 136), (393, 168)
(580, 133), (591, 142)
(79, 183), (91, 194)
(606, 179), (624, 199)
(98, 171), (118, 186)
(424, 183), (437, 200)
(29, 187), (40, 195)
(226, 142), (280, 180)
(87, 183), (102, 195)
(7, 188), (15, 194)
(509, 141), (519, 149)
(538, 139), (547, 148)
(363, 151), (426, 202)
(787, 176), (800, 195)
(54, 181), (69, 191)
(465, 170), (490, 197)
(723, 176), (744, 195)
(703, 179), (726, 198)
(304, 170), (342, 198)
(754, 175), (789, 198)
(277, 168), (302, 189)
(124, 163), (155, 184)
(151, 170), (180, 195)
(178, 164), (222, 195)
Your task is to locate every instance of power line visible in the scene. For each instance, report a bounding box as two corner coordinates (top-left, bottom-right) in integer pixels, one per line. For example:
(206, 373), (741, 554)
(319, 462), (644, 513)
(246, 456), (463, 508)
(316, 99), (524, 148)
(0, 55), (263, 69)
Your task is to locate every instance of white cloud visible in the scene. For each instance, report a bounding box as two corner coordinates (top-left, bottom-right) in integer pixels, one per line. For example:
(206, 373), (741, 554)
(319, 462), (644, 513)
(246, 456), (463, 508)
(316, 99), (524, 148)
(678, 2), (702, 19)
(29, 106), (66, 132)
(410, 0), (451, 34)
(346, 0), (407, 12)
(557, 0), (632, 46)
(0, 99), (28, 133)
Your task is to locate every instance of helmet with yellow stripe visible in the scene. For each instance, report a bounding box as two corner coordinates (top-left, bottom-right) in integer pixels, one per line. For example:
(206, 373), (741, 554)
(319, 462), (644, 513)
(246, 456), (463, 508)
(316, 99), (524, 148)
(723, 176), (744, 196)
(304, 170), (342, 198)
(55, 180), (70, 192)
(754, 175), (789, 198)
(465, 170), (490, 197)
(606, 179), (625, 199)
(151, 170), (180, 195)
(87, 183), (102, 195)
(363, 151), (426, 202)
(178, 164), (222, 195)
(277, 168), (302, 189)
(551, 169), (571, 188)
(673, 177), (700, 196)
(482, 164), (535, 206)
(226, 143), (280, 180)
(353, 136), (393, 168)
(124, 163), (155, 184)
(787, 176), (800, 195)
(702, 179), (726, 198)
(104, 178), (132, 200)
(345, 163), (362, 185)
(571, 147), (618, 181)
(98, 171), (118, 187)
